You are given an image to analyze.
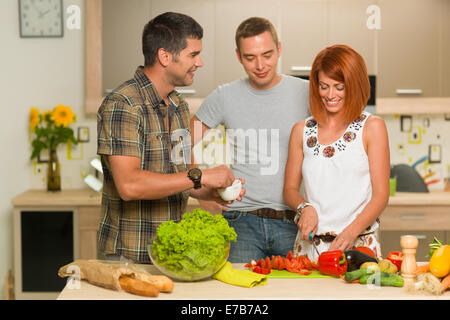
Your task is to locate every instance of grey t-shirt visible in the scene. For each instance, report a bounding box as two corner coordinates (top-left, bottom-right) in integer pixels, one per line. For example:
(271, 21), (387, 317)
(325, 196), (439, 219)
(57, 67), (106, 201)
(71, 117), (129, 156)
(195, 75), (310, 211)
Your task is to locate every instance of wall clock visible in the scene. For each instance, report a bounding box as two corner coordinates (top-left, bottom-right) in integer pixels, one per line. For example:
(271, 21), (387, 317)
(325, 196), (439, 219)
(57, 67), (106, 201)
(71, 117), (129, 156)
(19, 0), (64, 38)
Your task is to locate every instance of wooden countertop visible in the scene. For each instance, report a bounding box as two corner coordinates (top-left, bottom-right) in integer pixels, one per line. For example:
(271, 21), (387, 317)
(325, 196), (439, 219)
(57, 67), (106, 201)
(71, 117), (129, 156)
(188, 192), (450, 209)
(388, 191), (450, 206)
(11, 189), (101, 207)
(12, 190), (448, 208)
(57, 263), (449, 300)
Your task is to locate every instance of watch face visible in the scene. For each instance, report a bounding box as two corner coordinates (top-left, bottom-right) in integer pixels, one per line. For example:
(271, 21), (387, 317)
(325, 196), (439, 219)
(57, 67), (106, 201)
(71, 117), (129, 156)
(19, 0), (64, 38)
(189, 168), (202, 179)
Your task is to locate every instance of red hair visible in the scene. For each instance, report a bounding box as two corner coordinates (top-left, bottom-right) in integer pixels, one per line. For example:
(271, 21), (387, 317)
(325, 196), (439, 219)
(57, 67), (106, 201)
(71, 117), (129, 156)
(309, 44), (370, 124)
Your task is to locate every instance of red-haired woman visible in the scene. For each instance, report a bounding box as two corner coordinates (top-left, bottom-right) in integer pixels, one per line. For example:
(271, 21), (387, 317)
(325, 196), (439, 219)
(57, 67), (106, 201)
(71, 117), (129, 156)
(283, 44), (390, 260)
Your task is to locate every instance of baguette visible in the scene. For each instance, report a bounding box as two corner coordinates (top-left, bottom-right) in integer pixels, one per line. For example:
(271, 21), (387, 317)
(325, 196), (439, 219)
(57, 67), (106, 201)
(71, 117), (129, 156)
(134, 273), (174, 293)
(119, 276), (159, 297)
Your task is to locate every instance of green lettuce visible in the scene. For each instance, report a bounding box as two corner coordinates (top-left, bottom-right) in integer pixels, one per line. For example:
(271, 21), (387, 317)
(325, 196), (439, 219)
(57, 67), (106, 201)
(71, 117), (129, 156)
(152, 208), (236, 279)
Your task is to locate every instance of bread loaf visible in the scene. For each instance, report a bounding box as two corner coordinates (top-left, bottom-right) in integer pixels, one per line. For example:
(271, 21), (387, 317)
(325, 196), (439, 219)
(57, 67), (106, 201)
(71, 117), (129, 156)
(133, 273), (174, 293)
(119, 277), (159, 297)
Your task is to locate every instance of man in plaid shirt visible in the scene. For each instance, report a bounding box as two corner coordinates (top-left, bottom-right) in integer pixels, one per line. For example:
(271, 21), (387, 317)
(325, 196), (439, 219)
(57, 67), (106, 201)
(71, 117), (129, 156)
(97, 12), (244, 263)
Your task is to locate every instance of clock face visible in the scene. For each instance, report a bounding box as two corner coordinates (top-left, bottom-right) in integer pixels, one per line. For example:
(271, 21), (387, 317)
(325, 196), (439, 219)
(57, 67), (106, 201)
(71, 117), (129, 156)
(19, 0), (64, 38)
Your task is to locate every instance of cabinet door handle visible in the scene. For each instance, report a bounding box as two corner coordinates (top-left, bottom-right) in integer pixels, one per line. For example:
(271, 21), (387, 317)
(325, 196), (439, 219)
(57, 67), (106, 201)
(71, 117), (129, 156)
(395, 89), (423, 95)
(404, 234), (427, 240)
(291, 66), (312, 72)
(400, 215), (426, 220)
(176, 89), (196, 94)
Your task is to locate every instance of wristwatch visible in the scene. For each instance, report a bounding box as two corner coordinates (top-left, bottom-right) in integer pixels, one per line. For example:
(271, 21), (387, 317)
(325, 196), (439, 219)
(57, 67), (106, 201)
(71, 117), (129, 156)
(187, 168), (202, 189)
(294, 202), (313, 223)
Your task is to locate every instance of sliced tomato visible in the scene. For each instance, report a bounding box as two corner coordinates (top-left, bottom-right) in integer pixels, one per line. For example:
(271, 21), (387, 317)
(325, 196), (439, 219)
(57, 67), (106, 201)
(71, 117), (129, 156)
(297, 255), (314, 270)
(252, 266), (262, 273)
(253, 266), (270, 275)
(256, 258), (264, 267)
(294, 257), (306, 270)
(284, 260), (296, 273)
(286, 251), (293, 260)
(264, 257), (272, 270)
(298, 269), (312, 275)
(278, 257), (286, 270)
(248, 252), (318, 274)
(310, 261), (319, 270)
(271, 256), (280, 270)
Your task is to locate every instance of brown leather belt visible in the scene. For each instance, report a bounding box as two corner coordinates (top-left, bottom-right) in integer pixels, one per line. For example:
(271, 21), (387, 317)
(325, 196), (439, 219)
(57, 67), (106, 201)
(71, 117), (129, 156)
(313, 230), (376, 243)
(247, 208), (296, 221)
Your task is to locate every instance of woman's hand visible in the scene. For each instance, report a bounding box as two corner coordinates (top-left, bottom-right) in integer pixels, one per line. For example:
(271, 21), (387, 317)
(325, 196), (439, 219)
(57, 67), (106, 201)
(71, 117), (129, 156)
(298, 206), (319, 242)
(328, 228), (358, 252)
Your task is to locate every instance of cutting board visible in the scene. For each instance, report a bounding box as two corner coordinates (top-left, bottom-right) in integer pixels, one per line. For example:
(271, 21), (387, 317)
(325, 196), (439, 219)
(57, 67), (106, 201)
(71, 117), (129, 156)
(267, 270), (336, 279)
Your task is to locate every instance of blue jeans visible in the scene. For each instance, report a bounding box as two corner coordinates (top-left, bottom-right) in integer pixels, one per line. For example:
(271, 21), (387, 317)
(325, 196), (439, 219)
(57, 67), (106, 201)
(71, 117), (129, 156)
(222, 210), (298, 263)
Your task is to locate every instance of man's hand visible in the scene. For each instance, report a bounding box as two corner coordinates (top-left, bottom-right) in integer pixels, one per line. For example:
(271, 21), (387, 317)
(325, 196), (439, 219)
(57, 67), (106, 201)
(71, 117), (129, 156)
(201, 165), (236, 189)
(190, 177), (246, 207)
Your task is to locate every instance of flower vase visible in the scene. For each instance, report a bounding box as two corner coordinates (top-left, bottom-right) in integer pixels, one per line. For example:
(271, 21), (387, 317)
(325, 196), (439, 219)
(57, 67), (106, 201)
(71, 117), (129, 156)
(47, 149), (61, 191)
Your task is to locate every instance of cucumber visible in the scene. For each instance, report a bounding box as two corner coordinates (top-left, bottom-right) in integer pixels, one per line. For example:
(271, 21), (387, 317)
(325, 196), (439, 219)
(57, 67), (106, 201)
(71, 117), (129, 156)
(359, 271), (404, 287)
(344, 268), (373, 282)
(359, 274), (371, 284)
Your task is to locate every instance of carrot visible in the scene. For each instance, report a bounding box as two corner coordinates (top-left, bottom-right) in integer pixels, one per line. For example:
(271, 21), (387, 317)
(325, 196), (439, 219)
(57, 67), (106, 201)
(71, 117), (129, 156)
(413, 263), (430, 275)
(441, 273), (450, 292)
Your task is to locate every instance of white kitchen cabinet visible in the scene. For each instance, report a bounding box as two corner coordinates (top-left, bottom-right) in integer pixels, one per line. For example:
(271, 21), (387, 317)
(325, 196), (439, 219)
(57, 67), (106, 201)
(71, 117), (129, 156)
(281, 0), (377, 77)
(377, 0), (441, 98)
(280, 0), (328, 77)
(88, 0), (450, 114)
(327, 0), (376, 75)
(102, 0), (151, 94)
(441, 0), (450, 97)
(102, 0), (216, 98)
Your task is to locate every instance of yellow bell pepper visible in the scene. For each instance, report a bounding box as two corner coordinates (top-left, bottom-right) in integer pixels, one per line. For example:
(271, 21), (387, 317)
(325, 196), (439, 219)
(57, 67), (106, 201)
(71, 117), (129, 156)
(429, 245), (450, 278)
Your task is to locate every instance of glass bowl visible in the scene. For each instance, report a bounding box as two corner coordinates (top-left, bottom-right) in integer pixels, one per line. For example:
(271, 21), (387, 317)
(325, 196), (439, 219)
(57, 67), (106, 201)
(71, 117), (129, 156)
(147, 243), (230, 282)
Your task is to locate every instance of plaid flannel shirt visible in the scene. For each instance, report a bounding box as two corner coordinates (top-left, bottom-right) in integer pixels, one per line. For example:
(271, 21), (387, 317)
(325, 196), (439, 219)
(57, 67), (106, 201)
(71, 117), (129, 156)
(97, 66), (192, 263)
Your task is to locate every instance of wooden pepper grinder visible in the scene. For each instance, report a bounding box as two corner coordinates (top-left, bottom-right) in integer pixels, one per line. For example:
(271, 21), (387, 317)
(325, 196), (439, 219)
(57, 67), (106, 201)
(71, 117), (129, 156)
(400, 235), (419, 286)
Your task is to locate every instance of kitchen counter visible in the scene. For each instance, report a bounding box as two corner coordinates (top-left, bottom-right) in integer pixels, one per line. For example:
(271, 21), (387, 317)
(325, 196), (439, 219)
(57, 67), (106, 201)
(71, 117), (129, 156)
(388, 191), (450, 206)
(57, 263), (449, 300)
(11, 189), (101, 207)
(380, 191), (450, 232)
(187, 191), (450, 209)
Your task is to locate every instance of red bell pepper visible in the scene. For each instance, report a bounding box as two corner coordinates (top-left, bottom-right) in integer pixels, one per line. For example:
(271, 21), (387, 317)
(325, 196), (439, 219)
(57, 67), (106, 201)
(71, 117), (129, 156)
(386, 251), (403, 270)
(318, 250), (348, 276)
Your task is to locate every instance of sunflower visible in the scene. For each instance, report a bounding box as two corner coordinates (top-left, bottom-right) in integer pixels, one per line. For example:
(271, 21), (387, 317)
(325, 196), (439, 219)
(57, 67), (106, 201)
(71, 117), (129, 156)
(51, 104), (76, 127)
(29, 107), (40, 132)
(42, 110), (52, 123)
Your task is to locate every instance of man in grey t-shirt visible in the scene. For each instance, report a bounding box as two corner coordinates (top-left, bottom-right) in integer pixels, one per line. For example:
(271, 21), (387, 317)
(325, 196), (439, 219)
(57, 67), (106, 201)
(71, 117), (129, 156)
(190, 17), (309, 262)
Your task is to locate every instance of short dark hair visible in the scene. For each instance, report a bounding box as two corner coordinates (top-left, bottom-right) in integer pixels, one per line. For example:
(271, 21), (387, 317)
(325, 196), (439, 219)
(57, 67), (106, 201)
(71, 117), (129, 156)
(235, 17), (278, 53)
(142, 12), (203, 66)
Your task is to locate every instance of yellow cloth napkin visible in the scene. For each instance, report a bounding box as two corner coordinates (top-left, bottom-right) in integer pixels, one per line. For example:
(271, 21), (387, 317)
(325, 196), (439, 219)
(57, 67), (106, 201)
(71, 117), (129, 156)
(212, 261), (267, 287)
